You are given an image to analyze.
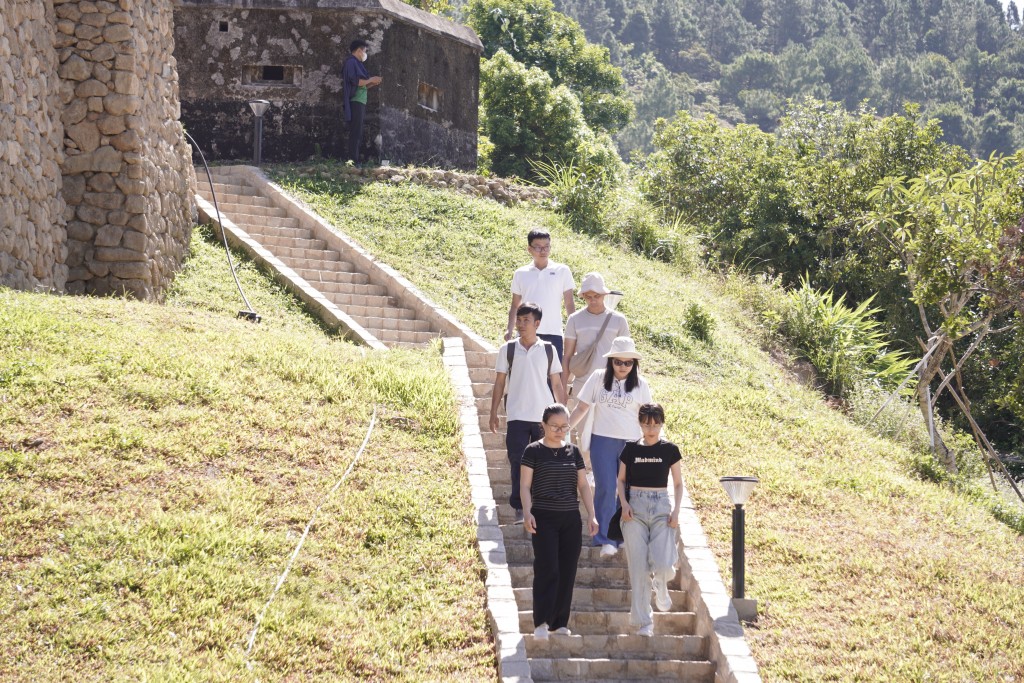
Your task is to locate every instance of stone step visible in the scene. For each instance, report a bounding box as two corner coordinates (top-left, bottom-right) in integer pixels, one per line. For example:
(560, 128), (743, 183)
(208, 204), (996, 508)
(471, 381), (493, 398)
(520, 610), (697, 636)
(482, 432), (504, 449)
(514, 586), (688, 612)
(503, 540), (629, 567)
(257, 234), (327, 252)
(199, 189), (275, 208)
(524, 633), (706, 660)
(212, 201), (290, 219)
(199, 180), (262, 197)
(466, 351), (497, 366)
(292, 267), (369, 287)
(469, 366), (494, 382)
(322, 291), (395, 309)
(371, 328), (438, 346)
(529, 657), (715, 682)
(317, 279), (390, 299)
(510, 565), (630, 588)
(237, 224), (314, 241)
(344, 303), (415, 321)
(352, 315), (433, 334)
(273, 246), (344, 264)
(227, 213), (303, 231)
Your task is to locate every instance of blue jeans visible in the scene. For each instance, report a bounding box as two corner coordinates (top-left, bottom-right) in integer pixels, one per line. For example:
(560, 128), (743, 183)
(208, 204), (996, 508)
(622, 489), (678, 628)
(590, 433), (628, 546)
(506, 420), (542, 510)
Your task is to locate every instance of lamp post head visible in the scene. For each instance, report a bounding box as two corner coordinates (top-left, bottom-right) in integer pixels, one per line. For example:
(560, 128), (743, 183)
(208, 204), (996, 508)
(248, 99), (271, 117)
(720, 476), (759, 506)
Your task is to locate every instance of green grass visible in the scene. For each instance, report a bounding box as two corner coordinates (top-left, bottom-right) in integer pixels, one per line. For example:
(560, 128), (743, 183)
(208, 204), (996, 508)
(273, 162), (1024, 682)
(0, 226), (492, 681)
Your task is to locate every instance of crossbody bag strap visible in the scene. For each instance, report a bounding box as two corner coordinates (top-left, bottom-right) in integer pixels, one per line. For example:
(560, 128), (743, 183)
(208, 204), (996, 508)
(579, 312), (614, 360)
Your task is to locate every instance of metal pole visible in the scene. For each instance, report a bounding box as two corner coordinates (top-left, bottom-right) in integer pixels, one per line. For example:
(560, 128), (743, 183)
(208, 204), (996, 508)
(254, 115), (264, 166)
(732, 504), (745, 599)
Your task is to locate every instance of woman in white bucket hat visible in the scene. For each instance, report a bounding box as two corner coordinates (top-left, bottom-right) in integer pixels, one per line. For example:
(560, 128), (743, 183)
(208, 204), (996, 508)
(568, 336), (652, 557)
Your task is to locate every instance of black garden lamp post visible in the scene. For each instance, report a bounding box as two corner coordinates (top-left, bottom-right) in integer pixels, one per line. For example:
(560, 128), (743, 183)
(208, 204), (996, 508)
(719, 475), (759, 621)
(248, 100), (271, 165)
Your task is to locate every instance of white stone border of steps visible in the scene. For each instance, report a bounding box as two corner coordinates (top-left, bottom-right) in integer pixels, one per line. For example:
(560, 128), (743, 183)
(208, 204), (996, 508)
(440, 337), (761, 683)
(194, 164), (494, 354)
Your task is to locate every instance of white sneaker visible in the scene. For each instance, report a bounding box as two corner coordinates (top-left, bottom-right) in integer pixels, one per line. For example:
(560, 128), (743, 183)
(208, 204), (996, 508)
(636, 624), (654, 637)
(533, 624), (549, 641)
(551, 627), (571, 636)
(654, 576), (672, 611)
(600, 543), (618, 558)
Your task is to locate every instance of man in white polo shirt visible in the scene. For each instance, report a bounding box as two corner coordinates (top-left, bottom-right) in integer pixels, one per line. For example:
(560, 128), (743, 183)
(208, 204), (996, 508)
(490, 302), (567, 524)
(505, 229), (575, 362)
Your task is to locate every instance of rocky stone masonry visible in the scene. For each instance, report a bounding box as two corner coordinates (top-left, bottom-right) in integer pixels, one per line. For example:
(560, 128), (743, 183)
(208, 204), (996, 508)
(342, 165), (552, 207)
(55, 0), (196, 298)
(0, 0), (69, 292)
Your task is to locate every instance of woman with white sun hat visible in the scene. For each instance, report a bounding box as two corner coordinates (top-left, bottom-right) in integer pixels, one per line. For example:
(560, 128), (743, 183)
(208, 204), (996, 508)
(568, 336), (652, 557)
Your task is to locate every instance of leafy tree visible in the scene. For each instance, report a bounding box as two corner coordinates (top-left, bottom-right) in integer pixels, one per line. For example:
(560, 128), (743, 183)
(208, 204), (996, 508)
(975, 110), (1016, 155)
(808, 32), (879, 109)
(1009, 0), (1022, 31)
(928, 102), (976, 151)
(479, 50), (619, 179)
(862, 154), (1024, 472)
(468, 0), (632, 133)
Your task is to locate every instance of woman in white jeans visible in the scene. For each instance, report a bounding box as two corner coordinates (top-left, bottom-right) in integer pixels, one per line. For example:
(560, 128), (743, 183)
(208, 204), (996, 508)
(616, 402), (683, 637)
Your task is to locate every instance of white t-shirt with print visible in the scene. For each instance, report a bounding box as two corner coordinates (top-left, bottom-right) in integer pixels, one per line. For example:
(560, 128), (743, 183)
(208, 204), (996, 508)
(511, 261), (575, 336)
(576, 369), (652, 440)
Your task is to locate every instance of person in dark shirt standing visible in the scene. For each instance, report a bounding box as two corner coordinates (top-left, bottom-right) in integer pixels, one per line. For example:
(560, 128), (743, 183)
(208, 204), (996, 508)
(521, 403), (598, 641)
(616, 402), (683, 637)
(342, 39), (382, 165)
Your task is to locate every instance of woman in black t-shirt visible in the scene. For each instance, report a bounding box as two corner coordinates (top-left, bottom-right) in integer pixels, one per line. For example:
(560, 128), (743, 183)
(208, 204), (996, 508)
(615, 402), (683, 637)
(521, 403), (599, 641)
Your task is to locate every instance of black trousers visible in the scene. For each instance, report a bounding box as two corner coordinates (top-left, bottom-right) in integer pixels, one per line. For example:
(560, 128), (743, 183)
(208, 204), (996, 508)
(347, 101), (365, 163)
(531, 508), (582, 630)
(506, 420), (542, 510)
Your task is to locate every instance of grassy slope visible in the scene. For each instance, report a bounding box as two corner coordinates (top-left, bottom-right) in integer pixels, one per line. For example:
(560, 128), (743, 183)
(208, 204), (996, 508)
(0, 227), (493, 681)
(274, 165), (1024, 682)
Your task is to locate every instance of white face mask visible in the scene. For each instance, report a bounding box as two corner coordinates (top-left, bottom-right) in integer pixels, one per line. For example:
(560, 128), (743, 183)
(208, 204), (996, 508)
(360, 51), (367, 62)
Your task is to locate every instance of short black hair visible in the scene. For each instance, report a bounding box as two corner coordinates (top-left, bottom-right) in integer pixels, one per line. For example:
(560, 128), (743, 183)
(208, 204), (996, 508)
(350, 39), (369, 53)
(527, 229), (550, 245)
(638, 402), (665, 424)
(517, 301), (543, 321)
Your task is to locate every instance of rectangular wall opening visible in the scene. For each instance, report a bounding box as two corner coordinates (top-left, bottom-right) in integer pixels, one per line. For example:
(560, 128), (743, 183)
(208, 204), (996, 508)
(243, 65), (302, 86)
(418, 82), (442, 112)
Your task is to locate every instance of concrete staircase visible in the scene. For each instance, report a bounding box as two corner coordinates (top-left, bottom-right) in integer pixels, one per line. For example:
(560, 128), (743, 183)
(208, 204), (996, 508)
(465, 350), (717, 682)
(195, 167), (438, 348)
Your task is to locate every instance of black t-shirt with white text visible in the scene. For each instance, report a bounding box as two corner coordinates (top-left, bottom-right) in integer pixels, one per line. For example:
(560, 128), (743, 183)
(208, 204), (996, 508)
(522, 441), (586, 512)
(619, 439), (682, 488)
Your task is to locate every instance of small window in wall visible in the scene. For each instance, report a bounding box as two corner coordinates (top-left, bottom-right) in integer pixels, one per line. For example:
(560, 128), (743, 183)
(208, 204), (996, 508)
(218, 21), (229, 32)
(418, 82), (442, 112)
(243, 65), (302, 87)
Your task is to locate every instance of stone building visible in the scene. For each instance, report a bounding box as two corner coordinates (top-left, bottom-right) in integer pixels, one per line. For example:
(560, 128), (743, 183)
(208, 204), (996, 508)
(173, 0), (481, 169)
(0, 0), (196, 299)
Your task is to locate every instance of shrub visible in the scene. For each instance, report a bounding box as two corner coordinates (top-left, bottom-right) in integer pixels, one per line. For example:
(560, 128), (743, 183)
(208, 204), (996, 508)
(683, 302), (715, 343)
(782, 277), (915, 396)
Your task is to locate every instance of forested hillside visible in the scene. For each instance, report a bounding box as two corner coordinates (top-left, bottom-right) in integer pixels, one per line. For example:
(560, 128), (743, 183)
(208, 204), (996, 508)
(551, 0), (1024, 159)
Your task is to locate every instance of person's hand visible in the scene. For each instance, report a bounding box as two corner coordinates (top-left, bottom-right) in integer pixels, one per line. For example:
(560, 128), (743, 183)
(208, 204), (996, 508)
(373, 76), (383, 84)
(587, 516), (598, 536)
(503, 330), (514, 342)
(669, 509), (679, 529)
(523, 511), (537, 534)
(621, 502), (633, 522)
(489, 414), (500, 433)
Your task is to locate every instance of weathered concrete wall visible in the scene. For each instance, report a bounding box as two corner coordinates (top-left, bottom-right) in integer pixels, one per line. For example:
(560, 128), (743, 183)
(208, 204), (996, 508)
(174, 0), (479, 168)
(0, 0), (69, 292)
(56, 0), (196, 298)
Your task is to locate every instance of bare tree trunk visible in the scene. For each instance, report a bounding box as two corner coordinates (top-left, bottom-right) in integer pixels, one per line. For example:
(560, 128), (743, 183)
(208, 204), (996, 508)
(916, 336), (956, 473)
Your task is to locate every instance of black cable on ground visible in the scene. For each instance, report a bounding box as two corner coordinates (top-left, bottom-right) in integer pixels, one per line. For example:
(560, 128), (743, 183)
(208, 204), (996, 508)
(184, 130), (261, 323)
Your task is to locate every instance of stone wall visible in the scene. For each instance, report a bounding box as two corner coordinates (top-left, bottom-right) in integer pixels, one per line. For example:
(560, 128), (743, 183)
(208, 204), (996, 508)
(56, 0), (196, 298)
(0, 0), (68, 292)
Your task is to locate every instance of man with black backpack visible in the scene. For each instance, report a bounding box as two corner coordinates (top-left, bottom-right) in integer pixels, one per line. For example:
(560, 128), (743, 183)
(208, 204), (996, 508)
(490, 302), (567, 525)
